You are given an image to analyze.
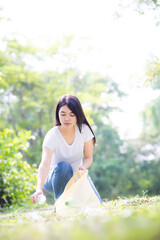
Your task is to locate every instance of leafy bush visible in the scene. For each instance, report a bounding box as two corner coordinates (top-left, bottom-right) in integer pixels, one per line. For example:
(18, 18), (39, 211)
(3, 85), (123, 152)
(0, 129), (37, 207)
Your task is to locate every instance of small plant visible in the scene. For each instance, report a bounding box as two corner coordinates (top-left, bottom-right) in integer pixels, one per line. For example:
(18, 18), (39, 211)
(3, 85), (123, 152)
(0, 128), (37, 208)
(142, 190), (149, 197)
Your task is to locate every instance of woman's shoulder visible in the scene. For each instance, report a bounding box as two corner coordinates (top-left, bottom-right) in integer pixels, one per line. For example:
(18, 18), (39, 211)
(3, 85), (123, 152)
(79, 123), (92, 136)
(81, 123), (89, 131)
(43, 126), (58, 151)
(81, 123), (94, 142)
(45, 126), (58, 136)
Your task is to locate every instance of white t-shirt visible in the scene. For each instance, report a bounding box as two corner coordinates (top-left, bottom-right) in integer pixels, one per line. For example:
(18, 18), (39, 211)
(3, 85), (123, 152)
(42, 123), (94, 174)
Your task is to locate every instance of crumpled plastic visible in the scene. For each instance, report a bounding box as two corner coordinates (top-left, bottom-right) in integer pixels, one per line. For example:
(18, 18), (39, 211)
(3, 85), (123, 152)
(54, 170), (102, 216)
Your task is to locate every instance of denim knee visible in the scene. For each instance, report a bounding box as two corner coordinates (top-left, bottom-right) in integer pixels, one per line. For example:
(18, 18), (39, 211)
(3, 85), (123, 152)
(54, 161), (73, 177)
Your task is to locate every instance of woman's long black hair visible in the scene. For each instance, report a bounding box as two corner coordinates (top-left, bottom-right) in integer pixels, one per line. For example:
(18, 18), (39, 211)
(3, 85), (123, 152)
(55, 94), (96, 144)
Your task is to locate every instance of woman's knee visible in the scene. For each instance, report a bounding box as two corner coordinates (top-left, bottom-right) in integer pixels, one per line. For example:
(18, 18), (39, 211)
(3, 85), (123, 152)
(55, 161), (73, 176)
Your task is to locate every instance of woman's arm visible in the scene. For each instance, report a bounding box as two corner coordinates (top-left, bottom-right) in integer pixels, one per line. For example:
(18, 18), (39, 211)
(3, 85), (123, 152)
(80, 139), (93, 170)
(31, 146), (53, 203)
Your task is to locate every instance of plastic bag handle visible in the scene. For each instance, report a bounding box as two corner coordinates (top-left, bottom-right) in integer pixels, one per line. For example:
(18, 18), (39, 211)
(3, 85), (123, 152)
(64, 170), (88, 191)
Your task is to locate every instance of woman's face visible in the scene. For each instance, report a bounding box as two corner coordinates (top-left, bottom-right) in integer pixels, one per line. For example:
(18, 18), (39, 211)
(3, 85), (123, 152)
(58, 105), (77, 128)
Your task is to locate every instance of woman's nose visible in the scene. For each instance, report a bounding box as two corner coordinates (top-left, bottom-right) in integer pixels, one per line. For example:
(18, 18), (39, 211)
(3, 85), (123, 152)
(65, 115), (70, 120)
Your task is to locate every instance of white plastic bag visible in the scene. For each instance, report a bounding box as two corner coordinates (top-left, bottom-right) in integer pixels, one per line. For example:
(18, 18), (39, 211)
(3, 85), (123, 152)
(54, 170), (101, 216)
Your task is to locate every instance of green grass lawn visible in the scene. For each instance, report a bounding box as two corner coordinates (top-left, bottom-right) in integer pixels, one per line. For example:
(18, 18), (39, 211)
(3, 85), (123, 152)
(0, 195), (160, 240)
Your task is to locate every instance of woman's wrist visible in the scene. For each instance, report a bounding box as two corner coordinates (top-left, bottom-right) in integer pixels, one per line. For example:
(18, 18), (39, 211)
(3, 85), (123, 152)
(36, 186), (43, 192)
(83, 157), (93, 169)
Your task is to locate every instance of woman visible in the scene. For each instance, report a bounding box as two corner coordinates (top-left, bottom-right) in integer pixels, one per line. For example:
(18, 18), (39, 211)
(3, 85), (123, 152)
(31, 94), (102, 204)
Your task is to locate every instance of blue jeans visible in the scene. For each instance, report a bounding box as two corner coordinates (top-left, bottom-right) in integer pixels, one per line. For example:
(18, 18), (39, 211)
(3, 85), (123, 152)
(43, 161), (102, 204)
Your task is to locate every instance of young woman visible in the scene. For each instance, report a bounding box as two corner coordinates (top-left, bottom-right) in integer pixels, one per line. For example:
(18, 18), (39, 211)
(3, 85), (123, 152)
(31, 94), (102, 204)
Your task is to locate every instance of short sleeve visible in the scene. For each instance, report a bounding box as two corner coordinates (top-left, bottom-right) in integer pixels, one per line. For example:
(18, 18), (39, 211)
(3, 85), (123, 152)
(82, 124), (94, 142)
(42, 128), (57, 151)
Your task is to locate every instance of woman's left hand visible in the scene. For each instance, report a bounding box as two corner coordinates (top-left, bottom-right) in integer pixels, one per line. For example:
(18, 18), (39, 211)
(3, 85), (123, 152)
(79, 165), (86, 171)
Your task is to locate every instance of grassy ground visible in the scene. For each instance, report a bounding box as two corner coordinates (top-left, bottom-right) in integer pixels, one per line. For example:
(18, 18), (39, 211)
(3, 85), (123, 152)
(0, 195), (160, 240)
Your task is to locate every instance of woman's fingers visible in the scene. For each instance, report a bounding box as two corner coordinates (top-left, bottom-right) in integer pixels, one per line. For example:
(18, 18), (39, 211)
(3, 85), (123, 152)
(31, 191), (42, 203)
(31, 194), (36, 203)
(79, 165), (86, 171)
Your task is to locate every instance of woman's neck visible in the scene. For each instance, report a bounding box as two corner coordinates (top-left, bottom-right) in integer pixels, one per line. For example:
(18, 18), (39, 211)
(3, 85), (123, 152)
(58, 125), (75, 135)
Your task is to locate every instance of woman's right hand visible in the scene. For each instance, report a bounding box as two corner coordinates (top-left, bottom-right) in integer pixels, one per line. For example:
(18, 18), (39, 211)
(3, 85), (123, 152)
(30, 190), (43, 204)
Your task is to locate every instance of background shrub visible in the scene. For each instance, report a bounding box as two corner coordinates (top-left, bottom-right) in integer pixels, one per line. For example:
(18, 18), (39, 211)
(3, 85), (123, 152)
(0, 129), (37, 207)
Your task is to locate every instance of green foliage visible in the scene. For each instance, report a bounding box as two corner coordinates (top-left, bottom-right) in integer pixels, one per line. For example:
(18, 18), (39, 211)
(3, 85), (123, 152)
(0, 129), (37, 207)
(145, 57), (160, 86)
(141, 96), (160, 138)
(138, 0), (160, 8)
(91, 123), (160, 199)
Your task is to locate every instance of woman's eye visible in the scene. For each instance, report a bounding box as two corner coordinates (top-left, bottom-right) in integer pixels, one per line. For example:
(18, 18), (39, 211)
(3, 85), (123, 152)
(60, 114), (75, 117)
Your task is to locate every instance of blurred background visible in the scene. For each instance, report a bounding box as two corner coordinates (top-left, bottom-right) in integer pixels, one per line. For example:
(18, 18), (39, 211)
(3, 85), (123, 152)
(0, 0), (160, 208)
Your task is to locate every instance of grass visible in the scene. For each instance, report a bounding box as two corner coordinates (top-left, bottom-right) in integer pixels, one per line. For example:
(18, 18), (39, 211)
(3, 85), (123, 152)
(0, 195), (160, 240)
